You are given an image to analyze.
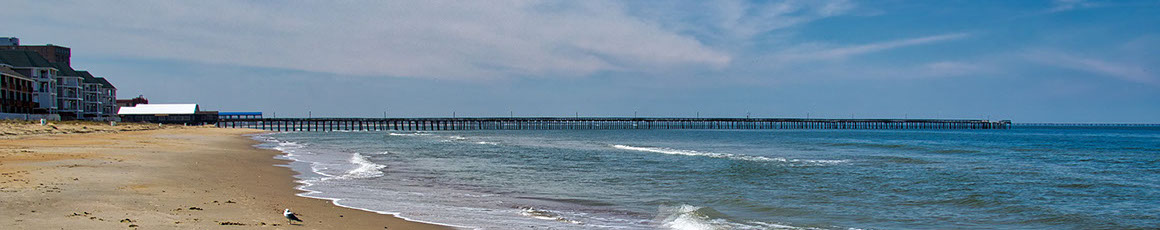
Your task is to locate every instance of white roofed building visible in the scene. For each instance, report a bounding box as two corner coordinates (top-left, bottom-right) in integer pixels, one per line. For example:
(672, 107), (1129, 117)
(118, 104), (199, 115)
(118, 103), (217, 125)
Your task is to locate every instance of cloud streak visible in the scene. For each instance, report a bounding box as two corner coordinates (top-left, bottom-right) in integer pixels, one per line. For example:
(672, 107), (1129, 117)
(3, 0), (731, 79)
(1047, 0), (1099, 13)
(628, 0), (858, 49)
(769, 33), (970, 62)
(915, 61), (992, 77)
(714, 0), (857, 39)
(1027, 51), (1158, 85)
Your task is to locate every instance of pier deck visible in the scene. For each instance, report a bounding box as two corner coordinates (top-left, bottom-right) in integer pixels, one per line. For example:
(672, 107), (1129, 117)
(217, 117), (1011, 131)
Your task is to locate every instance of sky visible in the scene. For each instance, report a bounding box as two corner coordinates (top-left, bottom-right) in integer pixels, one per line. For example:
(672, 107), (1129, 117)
(3, 0), (1159, 122)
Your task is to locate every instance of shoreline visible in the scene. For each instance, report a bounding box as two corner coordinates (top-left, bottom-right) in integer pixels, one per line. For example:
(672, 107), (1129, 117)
(252, 133), (474, 229)
(0, 126), (451, 229)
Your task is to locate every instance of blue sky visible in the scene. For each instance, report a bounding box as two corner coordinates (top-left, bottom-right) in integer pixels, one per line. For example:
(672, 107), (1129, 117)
(3, 0), (1159, 122)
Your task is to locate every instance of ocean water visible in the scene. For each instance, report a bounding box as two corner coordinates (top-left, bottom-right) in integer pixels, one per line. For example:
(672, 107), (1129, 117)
(255, 126), (1160, 229)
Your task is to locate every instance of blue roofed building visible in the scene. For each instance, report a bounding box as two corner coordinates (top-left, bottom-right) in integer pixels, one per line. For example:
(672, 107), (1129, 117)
(218, 112), (263, 120)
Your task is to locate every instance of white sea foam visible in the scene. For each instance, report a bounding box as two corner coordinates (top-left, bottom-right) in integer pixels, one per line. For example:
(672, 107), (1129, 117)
(475, 141), (499, 145)
(264, 138), (386, 180)
(251, 135), (473, 229)
(656, 204), (806, 230)
(519, 207), (584, 224)
(256, 133), (831, 230)
(343, 152), (386, 179)
(613, 145), (847, 165)
(388, 132), (432, 136)
(272, 141), (305, 153)
(657, 204), (715, 230)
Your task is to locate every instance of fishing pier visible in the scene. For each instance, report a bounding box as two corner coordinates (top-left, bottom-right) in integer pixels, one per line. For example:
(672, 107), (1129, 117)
(217, 117), (1011, 131)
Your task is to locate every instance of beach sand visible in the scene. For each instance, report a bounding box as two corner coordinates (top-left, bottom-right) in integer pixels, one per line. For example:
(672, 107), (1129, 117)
(0, 124), (450, 229)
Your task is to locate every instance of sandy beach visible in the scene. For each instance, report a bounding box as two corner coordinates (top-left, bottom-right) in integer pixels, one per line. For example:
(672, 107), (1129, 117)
(0, 122), (449, 229)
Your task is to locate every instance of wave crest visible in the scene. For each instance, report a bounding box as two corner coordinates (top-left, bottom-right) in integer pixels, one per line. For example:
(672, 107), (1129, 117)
(656, 204), (802, 230)
(519, 207), (583, 225)
(388, 132), (431, 136)
(613, 145), (846, 165)
(343, 152), (387, 179)
(272, 141), (305, 153)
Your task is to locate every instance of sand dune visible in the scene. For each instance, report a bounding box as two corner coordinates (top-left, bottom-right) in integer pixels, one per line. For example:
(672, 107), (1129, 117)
(0, 120), (185, 136)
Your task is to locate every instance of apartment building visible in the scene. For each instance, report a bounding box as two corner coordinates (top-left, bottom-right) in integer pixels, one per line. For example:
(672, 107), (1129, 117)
(51, 62), (84, 119)
(94, 77), (116, 120)
(59, 70), (117, 120)
(0, 38), (119, 120)
(0, 50), (58, 114)
(0, 65), (35, 114)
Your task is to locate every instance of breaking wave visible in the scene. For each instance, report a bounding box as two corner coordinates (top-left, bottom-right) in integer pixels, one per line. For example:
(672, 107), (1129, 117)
(271, 141), (305, 153)
(388, 132), (432, 136)
(613, 145), (847, 165)
(656, 204), (807, 230)
(343, 152), (386, 179)
(519, 207), (584, 225)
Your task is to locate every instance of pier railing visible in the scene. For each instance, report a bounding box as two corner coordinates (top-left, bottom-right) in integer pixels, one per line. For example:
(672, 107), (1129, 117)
(1015, 123), (1160, 127)
(216, 117), (1011, 131)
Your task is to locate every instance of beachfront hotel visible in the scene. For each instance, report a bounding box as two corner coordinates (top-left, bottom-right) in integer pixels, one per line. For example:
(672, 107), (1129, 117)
(0, 37), (118, 121)
(78, 71), (117, 120)
(0, 65), (35, 114)
(0, 50), (58, 115)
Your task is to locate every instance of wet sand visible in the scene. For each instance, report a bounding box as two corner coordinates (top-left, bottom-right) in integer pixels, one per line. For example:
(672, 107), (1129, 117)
(0, 126), (450, 229)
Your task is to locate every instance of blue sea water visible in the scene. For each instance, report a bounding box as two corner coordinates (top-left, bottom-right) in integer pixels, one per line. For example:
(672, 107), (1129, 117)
(255, 126), (1160, 229)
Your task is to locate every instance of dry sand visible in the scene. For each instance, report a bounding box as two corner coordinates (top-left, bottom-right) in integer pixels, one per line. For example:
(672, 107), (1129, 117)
(0, 123), (450, 229)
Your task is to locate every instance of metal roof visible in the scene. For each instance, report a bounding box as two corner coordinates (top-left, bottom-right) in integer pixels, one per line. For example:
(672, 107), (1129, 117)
(118, 104), (199, 115)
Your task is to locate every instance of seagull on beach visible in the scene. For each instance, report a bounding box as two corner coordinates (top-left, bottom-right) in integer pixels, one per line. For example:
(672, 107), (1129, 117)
(284, 209), (303, 224)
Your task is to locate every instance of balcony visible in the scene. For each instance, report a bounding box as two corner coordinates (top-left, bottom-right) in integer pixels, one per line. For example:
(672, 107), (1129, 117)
(59, 93), (82, 100)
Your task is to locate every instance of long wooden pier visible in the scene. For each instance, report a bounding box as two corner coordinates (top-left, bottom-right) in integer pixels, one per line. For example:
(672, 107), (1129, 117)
(216, 117), (1011, 131)
(1016, 123), (1160, 127)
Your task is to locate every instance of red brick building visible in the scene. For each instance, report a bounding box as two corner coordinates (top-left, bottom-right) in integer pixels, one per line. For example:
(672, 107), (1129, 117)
(116, 95), (149, 108)
(1, 65), (36, 114)
(0, 44), (71, 66)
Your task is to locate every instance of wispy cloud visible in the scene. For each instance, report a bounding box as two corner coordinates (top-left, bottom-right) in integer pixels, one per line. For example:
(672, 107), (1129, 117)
(626, 0), (858, 49)
(916, 61), (992, 77)
(3, 0), (731, 79)
(1027, 51), (1158, 85)
(715, 0), (856, 39)
(770, 33), (970, 61)
(1047, 0), (1099, 13)
(808, 60), (995, 80)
